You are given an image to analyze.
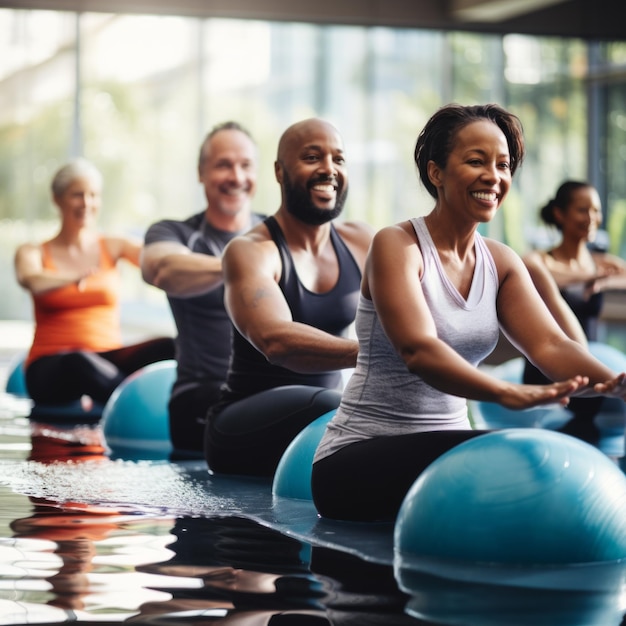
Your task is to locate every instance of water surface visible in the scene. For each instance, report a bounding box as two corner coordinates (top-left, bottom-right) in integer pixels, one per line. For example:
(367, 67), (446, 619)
(1, 391), (625, 625)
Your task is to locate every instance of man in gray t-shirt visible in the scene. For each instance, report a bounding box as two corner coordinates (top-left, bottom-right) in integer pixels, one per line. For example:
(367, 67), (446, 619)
(142, 122), (263, 456)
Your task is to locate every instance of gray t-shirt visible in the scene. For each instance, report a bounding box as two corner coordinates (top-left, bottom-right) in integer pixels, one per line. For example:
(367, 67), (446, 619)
(144, 211), (264, 396)
(314, 216), (500, 462)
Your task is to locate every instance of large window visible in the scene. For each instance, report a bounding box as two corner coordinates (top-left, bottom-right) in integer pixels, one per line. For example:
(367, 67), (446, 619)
(2, 9), (625, 339)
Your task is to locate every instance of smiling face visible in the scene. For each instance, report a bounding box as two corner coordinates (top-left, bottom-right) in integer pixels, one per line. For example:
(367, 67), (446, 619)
(427, 119), (512, 224)
(199, 128), (257, 220)
(275, 119), (348, 226)
(555, 185), (602, 244)
(54, 175), (101, 229)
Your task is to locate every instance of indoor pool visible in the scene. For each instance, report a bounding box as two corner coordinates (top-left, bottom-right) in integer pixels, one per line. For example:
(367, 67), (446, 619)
(1, 387), (626, 625)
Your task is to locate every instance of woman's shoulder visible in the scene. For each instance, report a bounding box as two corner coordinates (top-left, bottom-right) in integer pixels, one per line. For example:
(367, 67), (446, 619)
(101, 234), (141, 265)
(14, 240), (45, 262)
(374, 220), (416, 241)
(482, 237), (529, 280)
(368, 221), (424, 271)
(482, 236), (518, 259)
(15, 240), (42, 253)
(521, 248), (551, 269)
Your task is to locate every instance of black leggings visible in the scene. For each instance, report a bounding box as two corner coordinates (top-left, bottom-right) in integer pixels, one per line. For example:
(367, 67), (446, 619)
(25, 337), (175, 405)
(311, 429), (490, 522)
(205, 385), (342, 477)
(168, 380), (223, 456)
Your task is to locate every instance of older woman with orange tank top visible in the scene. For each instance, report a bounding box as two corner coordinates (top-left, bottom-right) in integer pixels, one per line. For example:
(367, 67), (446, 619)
(14, 158), (175, 408)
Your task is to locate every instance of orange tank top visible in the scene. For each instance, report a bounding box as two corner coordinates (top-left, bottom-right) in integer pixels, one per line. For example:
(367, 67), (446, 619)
(26, 238), (123, 366)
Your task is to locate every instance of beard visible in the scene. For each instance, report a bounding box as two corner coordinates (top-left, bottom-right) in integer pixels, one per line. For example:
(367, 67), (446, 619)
(282, 170), (348, 226)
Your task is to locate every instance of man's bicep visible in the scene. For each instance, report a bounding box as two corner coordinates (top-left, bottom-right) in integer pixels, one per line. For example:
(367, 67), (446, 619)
(225, 256), (290, 341)
(141, 241), (189, 282)
(226, 280), (293, 356)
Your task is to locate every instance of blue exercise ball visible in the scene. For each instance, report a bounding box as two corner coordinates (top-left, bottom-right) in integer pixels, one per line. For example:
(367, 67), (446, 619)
(272, 409), (336, 500)
(588, 341), (626, 372)
(395, 429), (626, 569)
(102, 360), (176, 460)
(588, 341), (626, 429)
(5, 352), (29, 398)
(470, 357), (570, 430)
(472, 397), (569, 430)
(472, 342), (626, 432)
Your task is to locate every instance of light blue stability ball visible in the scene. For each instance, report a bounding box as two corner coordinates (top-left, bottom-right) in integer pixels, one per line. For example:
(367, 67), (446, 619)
(102, 360), (176, 460)
(470, 358), (569, 430)
(588, 341), (626, 431)
(395, 429), (626, 567)
(272, 409), (337, 500)
(588, 340), (626, 372)
(589, 341), (626, 406)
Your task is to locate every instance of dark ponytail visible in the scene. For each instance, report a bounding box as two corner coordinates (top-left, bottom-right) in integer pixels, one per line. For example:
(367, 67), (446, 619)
(539, 180), (591, 230)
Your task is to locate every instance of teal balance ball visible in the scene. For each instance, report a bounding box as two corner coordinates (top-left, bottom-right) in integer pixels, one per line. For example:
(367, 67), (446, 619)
(5, 352), (29, 398)
(470, 358), (569, 430)
(102, 360), (176, 460)
(395, 429), (626, 569)
(472, 341), (626, 433)
(272, 409), (336, 500)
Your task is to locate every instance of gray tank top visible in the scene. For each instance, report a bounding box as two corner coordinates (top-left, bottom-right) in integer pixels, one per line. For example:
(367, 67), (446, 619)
(314, 216), (501, 462)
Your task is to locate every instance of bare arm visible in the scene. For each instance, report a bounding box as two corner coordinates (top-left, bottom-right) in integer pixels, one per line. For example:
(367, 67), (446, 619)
(494, 242), (626, 398)
(522, 250), (587, 345)
(223, 234), (358, 373)
(541, 249), (626, 294)
(141, 240), (224, 298)
(105, 236), (142, 267)
(591, 252), (626, 292)
(365, 225), (593, 409)
(14, 243), (87, 295)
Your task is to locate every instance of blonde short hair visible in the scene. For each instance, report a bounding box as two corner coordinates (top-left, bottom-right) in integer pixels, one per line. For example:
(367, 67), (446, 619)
(51, 158), (103, 197)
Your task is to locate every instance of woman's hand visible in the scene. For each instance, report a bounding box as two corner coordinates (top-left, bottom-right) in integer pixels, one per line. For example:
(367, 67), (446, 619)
(592, 372), (626, 400)
(497, 376), (588, 410)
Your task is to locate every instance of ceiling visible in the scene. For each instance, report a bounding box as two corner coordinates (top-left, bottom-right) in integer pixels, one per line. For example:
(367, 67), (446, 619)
(0, 0), (623, 41)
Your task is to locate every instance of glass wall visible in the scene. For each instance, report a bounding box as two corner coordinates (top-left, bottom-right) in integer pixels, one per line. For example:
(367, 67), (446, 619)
(1, 8), (625, 339)
(602, 42), (626, 258)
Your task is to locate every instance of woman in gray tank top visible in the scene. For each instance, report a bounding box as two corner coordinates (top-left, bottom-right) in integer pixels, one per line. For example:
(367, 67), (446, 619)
(312, 103), (626, 522)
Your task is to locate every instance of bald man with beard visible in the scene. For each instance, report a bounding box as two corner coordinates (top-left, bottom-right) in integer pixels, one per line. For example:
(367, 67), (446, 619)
(204, 118), (374, 477)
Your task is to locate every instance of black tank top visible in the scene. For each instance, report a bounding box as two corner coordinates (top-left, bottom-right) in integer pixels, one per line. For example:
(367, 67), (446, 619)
(219, 216), (362, 403)
(560, 285), (603, 341)
(546, 251), (604, 341)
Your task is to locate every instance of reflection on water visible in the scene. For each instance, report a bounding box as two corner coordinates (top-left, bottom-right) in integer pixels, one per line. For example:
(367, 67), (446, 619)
(7, 500), (176, 622)
(0, 496), (417, 624)
(398, 567), (626, 626)
(28, 421), (109, 463)
(0, 401), (422, 625)
(132, 516), (328, 623)
(0, 393), (625, 625)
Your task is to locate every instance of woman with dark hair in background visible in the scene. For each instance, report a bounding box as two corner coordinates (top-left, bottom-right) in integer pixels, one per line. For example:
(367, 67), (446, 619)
(523, 180), (626, 440)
